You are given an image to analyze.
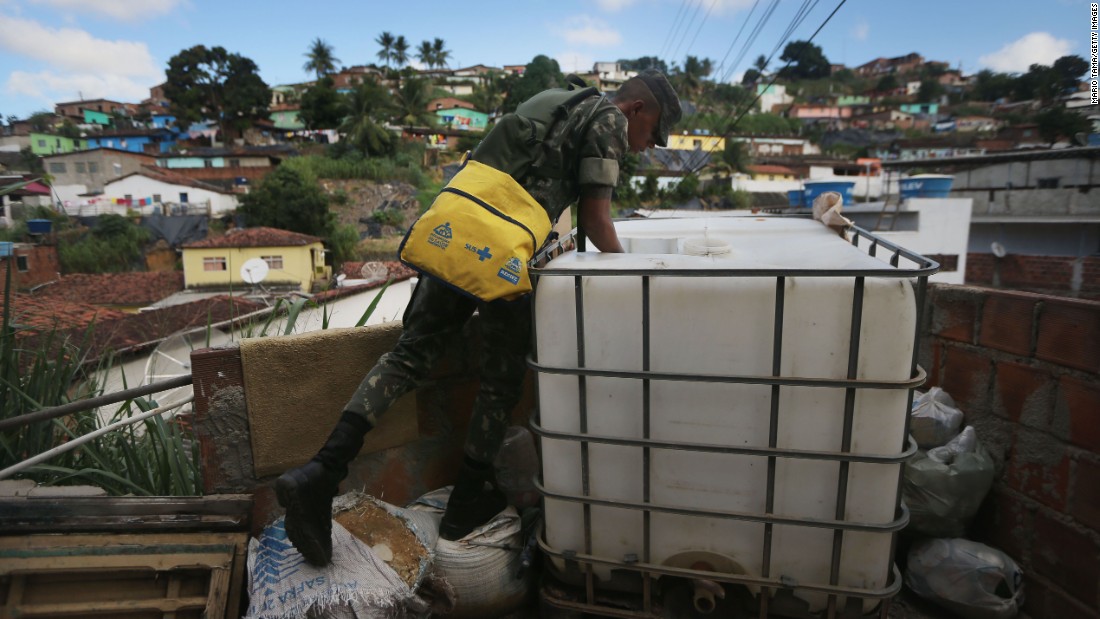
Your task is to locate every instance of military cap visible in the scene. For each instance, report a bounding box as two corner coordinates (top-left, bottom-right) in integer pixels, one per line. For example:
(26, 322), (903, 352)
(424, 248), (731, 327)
(636, 69), (682, 147)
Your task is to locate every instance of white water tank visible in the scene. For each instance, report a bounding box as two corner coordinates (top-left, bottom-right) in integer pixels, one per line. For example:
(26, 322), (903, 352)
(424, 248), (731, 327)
(533, 216), (926, 612)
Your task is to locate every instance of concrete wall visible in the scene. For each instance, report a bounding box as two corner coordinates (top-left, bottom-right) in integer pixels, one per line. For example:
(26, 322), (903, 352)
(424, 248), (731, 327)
(181, 243), (322, 291)
(105, 175), (239, 215)
(921, 284), (1100, 618)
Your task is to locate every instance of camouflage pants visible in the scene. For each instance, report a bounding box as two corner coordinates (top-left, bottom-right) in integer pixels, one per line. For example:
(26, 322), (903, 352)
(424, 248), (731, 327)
(343, 275), (531, 463)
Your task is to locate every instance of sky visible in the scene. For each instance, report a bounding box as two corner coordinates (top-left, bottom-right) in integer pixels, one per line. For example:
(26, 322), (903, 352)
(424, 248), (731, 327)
(0, 0), (1086, 119)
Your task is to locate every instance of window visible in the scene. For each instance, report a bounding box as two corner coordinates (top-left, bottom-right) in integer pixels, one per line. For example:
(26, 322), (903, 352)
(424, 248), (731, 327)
(37, 139), (46, 147)
(203, 257), (227, 271)
(1037, 177), (1060, 189)
(204, 159), (213, 168)
(261, 255), (284, 270)
(88, 162), (99, 173)
(75, 162), (86, 173)
(693, 139), (702, 149)
(48, 162), (66, 173)
(153, 194), (162, 203)
(179, 192), (189, 203)
(229, 158), (240, 168)
(16, 256), (28, 272)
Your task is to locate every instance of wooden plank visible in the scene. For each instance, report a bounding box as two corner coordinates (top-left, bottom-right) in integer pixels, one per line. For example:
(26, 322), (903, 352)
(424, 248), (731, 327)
(12, 595), (209, 616)
(0, 495), (252, 534)
(205, 567), (230, 619)
(165, 572), (182, 619)
(4, 552), (232, 573)
(226, 536), (248, 619)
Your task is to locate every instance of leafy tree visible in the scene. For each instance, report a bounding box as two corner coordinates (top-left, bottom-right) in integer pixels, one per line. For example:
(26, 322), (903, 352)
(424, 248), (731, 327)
(237, 166), (333, 238)
(742, 68), (762, 86)
(1053, 55), (1089, 93)
(376, 32), (396, 67)
(392, 36), (410, 68)
(917, 79), (945, 103)
(778, 40), (830, 80)
(59, 214), (149, 273)
(329, 223), (361, 265)
(1015, 63), (1064, 104)
(1036, 106), (1089, 145)
(298, 76), (346, 130)
(722, 139), (751, 174)
(875, 74), (899, 93)
(674, 55), (713, 98)
(19, 147), (43, 174)
(753, 54), (769, 74)
(618, 56), (669, 74)
(670, 173), (700, 203)
(304, 38), (340, 79)
(972, 69), (1015, 102)
(27, 110), (54, 132)
(56, 120), (81, 139)
(163, 45), (271, 141)
(503, 55), (565, 112)
(639, 172), (660, 202)
(340, 80), (395, 156)
(393, 78), (435, 126)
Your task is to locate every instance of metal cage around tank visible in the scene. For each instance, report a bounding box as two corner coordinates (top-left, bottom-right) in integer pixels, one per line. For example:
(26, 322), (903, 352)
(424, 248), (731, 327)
(526, 218), (939, 619)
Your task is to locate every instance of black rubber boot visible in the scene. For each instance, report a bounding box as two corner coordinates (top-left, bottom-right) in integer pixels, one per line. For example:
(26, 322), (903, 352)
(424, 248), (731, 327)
(275, 412), (371, 566)
(439, 456), (509, 541)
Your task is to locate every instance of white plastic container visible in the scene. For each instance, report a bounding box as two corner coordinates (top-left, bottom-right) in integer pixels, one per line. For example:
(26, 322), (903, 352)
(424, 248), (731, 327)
(533, 216), (919, 612)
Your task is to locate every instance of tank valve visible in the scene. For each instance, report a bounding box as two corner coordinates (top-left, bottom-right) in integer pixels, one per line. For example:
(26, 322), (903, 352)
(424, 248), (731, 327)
(691, 578), (725, 614)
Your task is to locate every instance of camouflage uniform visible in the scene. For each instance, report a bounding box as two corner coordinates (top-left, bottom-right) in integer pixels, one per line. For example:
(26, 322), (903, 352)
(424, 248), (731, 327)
(345, 93), (629, 463)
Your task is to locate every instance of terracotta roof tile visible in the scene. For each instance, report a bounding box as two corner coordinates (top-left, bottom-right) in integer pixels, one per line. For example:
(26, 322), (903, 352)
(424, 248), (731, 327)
(10, 294), (127, 333)
(183, 227), (322, 249)
(749, 164), (796, 175)
(33, 272), (184, 307)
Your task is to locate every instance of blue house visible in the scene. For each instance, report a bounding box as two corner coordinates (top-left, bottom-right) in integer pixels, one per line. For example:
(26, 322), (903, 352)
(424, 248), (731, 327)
(85, 128), (177, 154)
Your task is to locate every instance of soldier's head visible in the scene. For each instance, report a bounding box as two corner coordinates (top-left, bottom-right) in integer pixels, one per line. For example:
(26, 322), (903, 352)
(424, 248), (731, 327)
(613, 69), (682, 153)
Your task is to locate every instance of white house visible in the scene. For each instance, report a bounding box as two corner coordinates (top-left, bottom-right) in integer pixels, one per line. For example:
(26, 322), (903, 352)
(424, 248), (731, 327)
(100, 168), (239, 216)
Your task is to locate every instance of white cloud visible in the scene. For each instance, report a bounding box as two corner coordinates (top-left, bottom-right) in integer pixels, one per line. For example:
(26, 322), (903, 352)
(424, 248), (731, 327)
(979, 32), (1074, 73)
(852, 19), (869, 42)
(555, 52), (596, 74)
(6, 69), (157, 105)
(596, 0), (636, 10)
(555, 15), (623, 47)
(29, 0), (185, 21)
(0, 15), (160, 77)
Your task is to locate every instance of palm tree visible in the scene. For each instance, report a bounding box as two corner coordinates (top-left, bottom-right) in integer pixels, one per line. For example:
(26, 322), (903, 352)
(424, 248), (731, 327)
(417, 40), (435, 69)
(431, 38), (451, 69)
(753, 54), (769, 74)
(376, 31), (395, 67)
(340, 80), (394, 155)
(303, 38), (340, 79)
(393, 78), (435, 127)
(392, 36), (410, 68)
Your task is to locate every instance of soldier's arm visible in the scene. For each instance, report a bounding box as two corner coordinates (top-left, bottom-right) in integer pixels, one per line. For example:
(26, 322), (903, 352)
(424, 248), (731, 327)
(578, 185), (624, 253)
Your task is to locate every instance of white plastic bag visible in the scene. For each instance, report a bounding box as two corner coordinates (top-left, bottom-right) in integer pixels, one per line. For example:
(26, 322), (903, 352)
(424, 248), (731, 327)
(904, 426), (995, 538)
(811, 191), (853, 238)
(906, 538), (1023, 619)
(911, 387), (964, 449)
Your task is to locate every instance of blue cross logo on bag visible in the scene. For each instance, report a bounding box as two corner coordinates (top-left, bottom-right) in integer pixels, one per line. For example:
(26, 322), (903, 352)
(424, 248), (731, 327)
(428, 222), (452, 250)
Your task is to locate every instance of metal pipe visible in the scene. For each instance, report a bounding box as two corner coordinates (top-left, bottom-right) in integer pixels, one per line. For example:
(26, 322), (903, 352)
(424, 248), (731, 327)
(0, 374), (194, 432)
(0, 396), (194, 480)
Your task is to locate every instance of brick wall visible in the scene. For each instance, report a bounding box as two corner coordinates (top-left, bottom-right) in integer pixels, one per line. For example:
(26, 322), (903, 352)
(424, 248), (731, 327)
(922, 284), (1100, 618)
(0, 244), (60, 294)
(966, 253), (1100, 298)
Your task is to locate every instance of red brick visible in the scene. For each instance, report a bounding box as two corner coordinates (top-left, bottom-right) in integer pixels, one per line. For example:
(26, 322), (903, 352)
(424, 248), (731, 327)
(1032, 510), (1100, 604)
(1073, 458), (1100, 533)
(994, 362), (1053, 424)
(972, 488), (1032, 562)
(941, 345), (993, 416)
(1060, 376), (1100, 453)
(1036, 301), (1100, 373)
(1007, 431), (1071, 511)
(966, 253), (995, 285)
(979, 295), (1036, 356)
(932, 293), (979, 343)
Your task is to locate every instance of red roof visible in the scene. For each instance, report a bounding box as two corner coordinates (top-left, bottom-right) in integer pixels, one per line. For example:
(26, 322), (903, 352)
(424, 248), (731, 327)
(183, 227), (322, 249)
(10, 294), (127, 333)
(749, 164), (795, 176)
(32, 271), (184, 306)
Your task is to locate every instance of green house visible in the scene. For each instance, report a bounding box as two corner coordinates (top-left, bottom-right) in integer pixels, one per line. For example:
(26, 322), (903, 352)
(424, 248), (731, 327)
(435, 108), (488, 131)
(271, 109), (305, 131)
(82, 109), (112, 126)
(29, 132), (86, 156)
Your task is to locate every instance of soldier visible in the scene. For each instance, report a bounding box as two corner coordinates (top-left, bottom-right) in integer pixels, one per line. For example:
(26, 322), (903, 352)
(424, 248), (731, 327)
(276, 69), (682, 566)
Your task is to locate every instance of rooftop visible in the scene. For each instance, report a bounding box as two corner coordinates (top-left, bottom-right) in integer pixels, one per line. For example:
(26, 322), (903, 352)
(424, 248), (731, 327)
(182, 227), (322, 249)
(31, 271), (184, 307)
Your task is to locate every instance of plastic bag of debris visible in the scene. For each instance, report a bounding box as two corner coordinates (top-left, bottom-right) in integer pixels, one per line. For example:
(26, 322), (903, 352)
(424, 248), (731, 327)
(911, 387), (964, 449)
(811, 191), (853, 239)
(903, 426), (995, 538)
(407, 487), (535, 619)
(906, 538), (1023, 619)
(244, 492), (444, 619)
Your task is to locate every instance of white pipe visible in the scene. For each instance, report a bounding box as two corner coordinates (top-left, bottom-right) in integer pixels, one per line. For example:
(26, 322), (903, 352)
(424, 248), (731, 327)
(0, 396), (194, 480)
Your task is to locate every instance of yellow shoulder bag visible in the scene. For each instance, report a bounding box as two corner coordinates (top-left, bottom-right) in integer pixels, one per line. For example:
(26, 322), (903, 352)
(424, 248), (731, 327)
(399, 158), (552, 302)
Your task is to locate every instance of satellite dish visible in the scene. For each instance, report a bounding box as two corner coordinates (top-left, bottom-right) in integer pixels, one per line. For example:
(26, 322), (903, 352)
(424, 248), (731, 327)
(991, 242), (1007, 258)
(359, 261), (388, 284)
(240, 257), (269, 284)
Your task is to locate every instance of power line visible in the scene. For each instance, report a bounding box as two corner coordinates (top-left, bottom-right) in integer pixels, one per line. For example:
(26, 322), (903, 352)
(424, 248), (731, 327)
(689, 0), (849, 175)
(712, 0), (763, 81)
(657, 0), (693, 63)
(684, 0), (721, 62)
(668, 0), (706, 67)
(719, 0), (781, 85)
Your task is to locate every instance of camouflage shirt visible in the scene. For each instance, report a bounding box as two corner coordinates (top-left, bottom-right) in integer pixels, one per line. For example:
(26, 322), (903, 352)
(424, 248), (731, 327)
(472, 94), (628, 224)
